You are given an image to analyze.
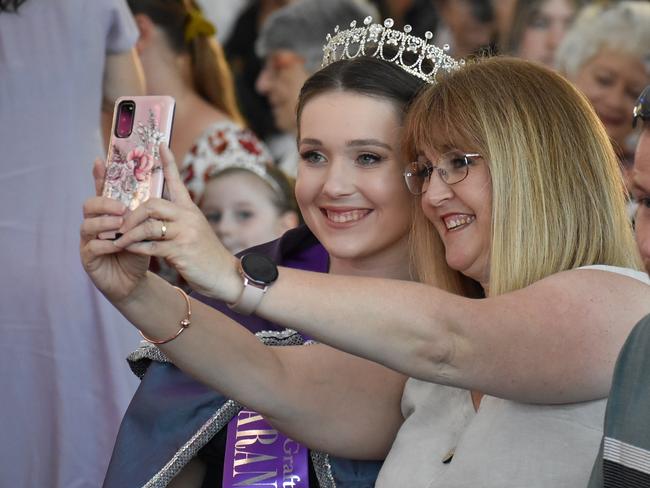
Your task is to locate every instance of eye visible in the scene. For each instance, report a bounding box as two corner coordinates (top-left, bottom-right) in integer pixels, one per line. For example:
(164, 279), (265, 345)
(356, 153), (382, 167)
(638, 197), (650, 209)
(627, 88), (644, 102)
(528, 13), (549, 29)
(300, 150), (326, 165)
(449, 156), (469, 170)
(417, 161), (433, 178)
(235, 210), (254, 222)
(204, 212), (221, 223)
(594, 74), (614, 87)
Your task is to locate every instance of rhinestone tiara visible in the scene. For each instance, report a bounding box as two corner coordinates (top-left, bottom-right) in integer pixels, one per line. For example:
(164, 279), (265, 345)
(322, 16), (463, 84)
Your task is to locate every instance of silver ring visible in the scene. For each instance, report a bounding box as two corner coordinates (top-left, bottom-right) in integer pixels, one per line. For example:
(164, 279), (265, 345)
(160, 221), (167, 239)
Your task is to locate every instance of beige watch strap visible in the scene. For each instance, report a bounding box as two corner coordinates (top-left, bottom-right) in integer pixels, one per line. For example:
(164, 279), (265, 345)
(228, 277), (267, 315)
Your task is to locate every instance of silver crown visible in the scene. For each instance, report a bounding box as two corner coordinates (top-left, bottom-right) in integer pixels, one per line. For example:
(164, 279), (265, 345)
(322, 17), (463, 84)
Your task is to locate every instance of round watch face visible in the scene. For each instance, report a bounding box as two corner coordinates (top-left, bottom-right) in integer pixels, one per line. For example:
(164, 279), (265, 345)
(241, 253), (278, 285)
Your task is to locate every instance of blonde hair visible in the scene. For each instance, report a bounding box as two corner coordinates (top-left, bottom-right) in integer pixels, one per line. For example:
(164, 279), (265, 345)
(404, 56), (641, 296)
(187, 36), (245, 126)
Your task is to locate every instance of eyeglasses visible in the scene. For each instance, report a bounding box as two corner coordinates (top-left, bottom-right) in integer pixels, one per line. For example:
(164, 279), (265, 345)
(633, 85), (650, 129)
(403, 151), (481, 195)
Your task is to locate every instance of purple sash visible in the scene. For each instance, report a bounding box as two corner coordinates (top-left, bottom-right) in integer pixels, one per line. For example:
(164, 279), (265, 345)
(223, 410), (309, 488)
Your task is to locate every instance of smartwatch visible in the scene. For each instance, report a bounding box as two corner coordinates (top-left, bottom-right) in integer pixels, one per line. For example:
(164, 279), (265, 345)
(227, 253), (279, 315)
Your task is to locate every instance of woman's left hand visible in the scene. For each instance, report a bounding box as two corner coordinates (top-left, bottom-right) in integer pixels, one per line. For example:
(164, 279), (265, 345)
(113, 145), (239, 300)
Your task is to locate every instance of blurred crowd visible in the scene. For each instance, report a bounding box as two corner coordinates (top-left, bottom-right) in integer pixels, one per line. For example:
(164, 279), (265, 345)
(129, 0), (650, 235)
(1, 0), (649, 487)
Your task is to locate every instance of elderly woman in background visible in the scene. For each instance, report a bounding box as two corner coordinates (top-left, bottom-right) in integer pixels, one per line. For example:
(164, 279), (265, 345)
(556, 1), (650, 176)
(504, 0), (578, 67)
(254, 0), (377, 174)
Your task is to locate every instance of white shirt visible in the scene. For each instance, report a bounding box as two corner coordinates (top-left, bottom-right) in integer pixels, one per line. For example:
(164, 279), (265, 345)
(377, 266), (650, 487)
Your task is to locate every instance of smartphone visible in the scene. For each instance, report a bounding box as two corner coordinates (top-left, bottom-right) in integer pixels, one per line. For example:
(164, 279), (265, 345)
(100, 96), (175, 239)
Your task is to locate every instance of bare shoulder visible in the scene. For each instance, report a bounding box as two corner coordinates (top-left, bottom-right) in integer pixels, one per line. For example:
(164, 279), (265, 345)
(531, 266), (650, 307)
(453, 267), (650, 402)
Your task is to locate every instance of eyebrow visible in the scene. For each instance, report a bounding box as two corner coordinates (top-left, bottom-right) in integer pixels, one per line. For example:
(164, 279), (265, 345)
(298, 138), (393, 150)
(346, 139), (393, 150)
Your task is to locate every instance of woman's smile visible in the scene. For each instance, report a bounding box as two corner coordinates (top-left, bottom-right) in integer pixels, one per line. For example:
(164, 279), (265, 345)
(321, 206), (373, 225)
(442, 213), (476, 231)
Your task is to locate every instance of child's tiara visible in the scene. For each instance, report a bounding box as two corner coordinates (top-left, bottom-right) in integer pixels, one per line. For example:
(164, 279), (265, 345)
(322, 17), (463, 84)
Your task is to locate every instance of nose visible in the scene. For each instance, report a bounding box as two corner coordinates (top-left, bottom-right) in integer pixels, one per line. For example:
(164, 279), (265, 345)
(422, 171), (454, 208)
(214, 213), (235, 240)
(602, 83), (627, 112)
(256, 64), (271, 95)
(322, 160), (355, 198)
(547, 23), (565, 51)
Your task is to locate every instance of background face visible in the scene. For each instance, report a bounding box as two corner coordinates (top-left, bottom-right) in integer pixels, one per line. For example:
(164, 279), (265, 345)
(443, 0), (495, 57)
(296, 91), (413, 271)
(517, 0), (574, 66)
(573, 50), (649, 150)
(200, 171), (286, 254)
(256, 50), (310, 133)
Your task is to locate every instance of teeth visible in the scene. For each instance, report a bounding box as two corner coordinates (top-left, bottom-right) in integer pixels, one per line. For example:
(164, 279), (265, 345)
(445, 215), (475, 230)
(326, 209), (370, 223)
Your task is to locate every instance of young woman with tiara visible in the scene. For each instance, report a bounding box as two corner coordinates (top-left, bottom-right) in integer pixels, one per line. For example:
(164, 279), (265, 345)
(83, 18), (650, 488)
(97, 18), (467, 487)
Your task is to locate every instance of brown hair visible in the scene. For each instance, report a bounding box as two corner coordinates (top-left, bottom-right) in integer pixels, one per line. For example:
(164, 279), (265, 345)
(404, 56), (641, 296)
(128, 0), (245, 125)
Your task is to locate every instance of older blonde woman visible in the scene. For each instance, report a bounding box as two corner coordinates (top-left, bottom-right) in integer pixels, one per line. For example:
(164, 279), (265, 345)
(82, 56), (650, 487)
(556, 1), (650, 172)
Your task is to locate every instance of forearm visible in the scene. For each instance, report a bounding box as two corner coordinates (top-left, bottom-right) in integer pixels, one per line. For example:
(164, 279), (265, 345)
(115, 272), (289, 411)
(249, 267), (461, 383)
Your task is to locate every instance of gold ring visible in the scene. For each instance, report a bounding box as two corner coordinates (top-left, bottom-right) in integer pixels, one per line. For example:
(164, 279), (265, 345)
(160, 221), (167, 239)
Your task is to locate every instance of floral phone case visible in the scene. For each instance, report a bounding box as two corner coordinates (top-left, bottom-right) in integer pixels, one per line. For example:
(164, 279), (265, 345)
(101, 96), (175, 238)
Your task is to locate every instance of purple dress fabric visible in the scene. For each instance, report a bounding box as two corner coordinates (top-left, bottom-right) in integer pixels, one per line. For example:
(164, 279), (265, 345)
(0, 1), (143, 486)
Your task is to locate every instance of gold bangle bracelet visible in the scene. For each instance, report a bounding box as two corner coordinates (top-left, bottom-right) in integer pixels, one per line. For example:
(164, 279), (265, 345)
(139, 286), (192, 345)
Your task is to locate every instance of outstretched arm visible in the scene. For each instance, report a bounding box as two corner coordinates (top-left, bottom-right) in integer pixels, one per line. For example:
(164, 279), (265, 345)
(113, 147), (650, 405)
(115, 272), (405, 459)
(247, 265), (650, 403)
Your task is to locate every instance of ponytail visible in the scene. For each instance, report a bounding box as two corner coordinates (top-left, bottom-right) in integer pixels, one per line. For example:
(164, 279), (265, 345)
(128, 0), (245, 126)
(188, 35), (245, 126)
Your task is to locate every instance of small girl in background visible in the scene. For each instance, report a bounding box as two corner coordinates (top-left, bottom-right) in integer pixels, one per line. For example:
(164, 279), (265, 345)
(179, 121), (299, 255)
(199, 163), (300, 255)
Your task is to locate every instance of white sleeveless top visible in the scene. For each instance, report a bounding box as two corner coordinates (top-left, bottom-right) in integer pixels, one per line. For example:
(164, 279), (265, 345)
(377, 265), (650, 488)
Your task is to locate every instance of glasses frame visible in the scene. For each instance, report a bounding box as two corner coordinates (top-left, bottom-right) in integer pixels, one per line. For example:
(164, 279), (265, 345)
(403, 152), (481, 195)
(633, 85), (650, 129)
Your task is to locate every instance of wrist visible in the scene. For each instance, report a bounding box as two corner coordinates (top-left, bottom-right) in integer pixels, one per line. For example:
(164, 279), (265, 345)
(207, 255), (244, 303)
(113, 272), (154, 310)
(227, 253), (279, 315)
